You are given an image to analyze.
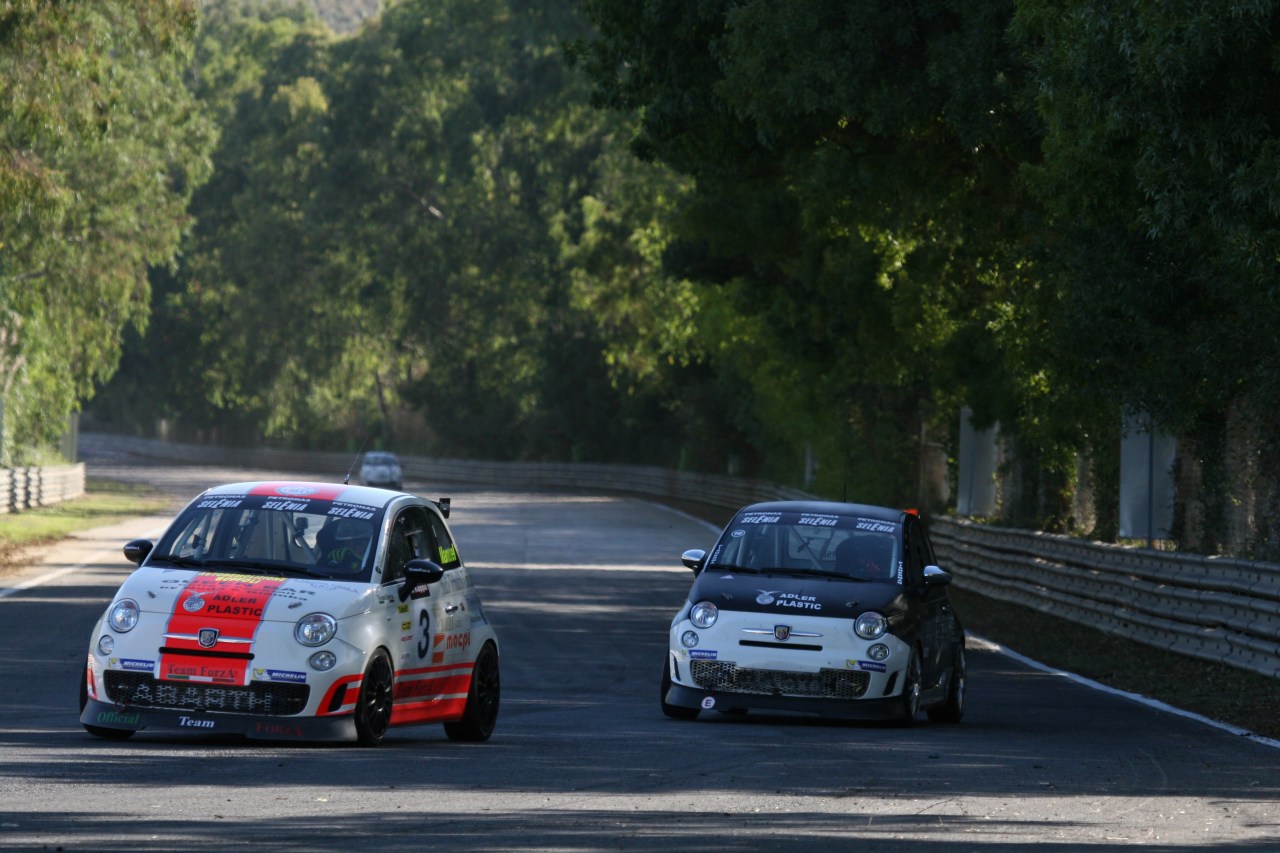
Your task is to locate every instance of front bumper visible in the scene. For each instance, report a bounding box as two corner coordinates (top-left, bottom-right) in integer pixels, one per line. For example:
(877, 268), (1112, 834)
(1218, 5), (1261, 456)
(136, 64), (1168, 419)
(80, 696), (357, 741)
(663, 680), (907, 720)
(666, 611), (913, 719)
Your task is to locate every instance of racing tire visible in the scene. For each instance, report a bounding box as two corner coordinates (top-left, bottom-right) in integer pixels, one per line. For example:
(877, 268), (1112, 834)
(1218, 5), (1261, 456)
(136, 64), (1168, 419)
(444, 642), (500, 743)
(895, 650), (922, 726)
(354, 649), (395, 746)
(927, 645), (966, 724)
(660, 661), (699, 721)
(79, 672), (134, 740)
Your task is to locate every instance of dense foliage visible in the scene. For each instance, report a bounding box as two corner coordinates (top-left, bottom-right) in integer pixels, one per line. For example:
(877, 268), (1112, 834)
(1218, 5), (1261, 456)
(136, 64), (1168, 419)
(6, 0), (1279, 554)
(0, 0), (214, 461)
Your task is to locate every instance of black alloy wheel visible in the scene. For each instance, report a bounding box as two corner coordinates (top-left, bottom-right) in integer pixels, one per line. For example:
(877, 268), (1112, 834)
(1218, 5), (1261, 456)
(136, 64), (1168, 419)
(896, 650), (922, 725)
(927, 644), (966, 724)
(355, 649), (395, 746)
(444, 642), (500, 742)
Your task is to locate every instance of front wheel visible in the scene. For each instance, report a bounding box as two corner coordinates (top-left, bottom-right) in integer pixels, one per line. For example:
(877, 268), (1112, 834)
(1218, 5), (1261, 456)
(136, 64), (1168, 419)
(660, 660), (699, 720)
(927, 644), (966, 724)
(445, 642), (500, 742)
(895, 650), (922, 726)
(79, 671), (133, 740)
(354, 649), (394, 746)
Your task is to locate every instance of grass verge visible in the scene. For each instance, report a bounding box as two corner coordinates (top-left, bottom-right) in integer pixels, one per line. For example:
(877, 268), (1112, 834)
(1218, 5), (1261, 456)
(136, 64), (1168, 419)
(950, 586), (1280, 741)
(0, 477), (170, 569)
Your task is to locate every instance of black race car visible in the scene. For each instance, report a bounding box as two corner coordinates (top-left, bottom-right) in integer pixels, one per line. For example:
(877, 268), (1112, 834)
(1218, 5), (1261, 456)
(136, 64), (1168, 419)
(662, 500), (965, 724)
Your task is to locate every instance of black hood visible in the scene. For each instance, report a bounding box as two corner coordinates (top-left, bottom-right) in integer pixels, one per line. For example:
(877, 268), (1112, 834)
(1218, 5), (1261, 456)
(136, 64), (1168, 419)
(687, 569), (907, 619)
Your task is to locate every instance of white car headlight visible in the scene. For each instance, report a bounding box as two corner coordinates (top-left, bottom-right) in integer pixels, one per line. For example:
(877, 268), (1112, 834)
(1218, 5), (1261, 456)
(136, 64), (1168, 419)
(689, 601), (719, 629)
(295, 613), (337, 646)
(855, 611), (887, 640)
(109, 599), (140, 633)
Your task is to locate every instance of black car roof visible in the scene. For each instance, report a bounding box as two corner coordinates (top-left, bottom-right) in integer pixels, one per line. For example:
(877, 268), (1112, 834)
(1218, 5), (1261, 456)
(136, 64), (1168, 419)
(735, 500), (906, 524)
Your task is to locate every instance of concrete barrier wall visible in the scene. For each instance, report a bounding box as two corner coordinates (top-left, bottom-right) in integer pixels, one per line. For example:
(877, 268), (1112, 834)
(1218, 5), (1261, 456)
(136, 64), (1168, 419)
(1, 464), (86, 514)
(80, 432), (1280, 679)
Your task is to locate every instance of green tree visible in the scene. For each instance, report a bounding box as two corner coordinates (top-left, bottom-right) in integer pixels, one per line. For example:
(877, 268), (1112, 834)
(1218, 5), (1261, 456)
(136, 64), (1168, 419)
(578, 0), (1073, 509)
(0, 0), (214, 459)
(1014, 0), (1280, 551)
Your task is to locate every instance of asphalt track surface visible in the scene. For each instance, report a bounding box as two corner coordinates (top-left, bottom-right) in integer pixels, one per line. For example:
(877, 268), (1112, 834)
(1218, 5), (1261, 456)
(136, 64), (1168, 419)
(1, 459), (1279, 851)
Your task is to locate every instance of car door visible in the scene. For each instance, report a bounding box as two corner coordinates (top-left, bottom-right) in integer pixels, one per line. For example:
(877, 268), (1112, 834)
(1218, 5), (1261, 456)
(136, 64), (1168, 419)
(906, 517), (948, 682)
(422, 509), (473, 664)
(381, 505), (440, 669)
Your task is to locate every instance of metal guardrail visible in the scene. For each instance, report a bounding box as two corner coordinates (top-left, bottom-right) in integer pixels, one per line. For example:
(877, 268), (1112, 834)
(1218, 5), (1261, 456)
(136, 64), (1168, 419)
(929, 517), (1280, 679)
(77, 433), (813, 517)
(1, 464), (86, 514)
(79, 433), (1280, 679)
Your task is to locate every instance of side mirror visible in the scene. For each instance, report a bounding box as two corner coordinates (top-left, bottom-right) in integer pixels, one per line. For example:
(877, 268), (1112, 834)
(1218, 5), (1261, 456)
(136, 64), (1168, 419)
(123, 539), (153, 565)
(400, 559), (446, 601)
(922, 565), (952, 587)
(681, 549), (707, 574)
(436, 498), (451, 518)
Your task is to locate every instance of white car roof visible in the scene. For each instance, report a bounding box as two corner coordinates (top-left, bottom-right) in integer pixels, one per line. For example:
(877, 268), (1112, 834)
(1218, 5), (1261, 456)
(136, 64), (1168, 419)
(199, 481), (398, 510)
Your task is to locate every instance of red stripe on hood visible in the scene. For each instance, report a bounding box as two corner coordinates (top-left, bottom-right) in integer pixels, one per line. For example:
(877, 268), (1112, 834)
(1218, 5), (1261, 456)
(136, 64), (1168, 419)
(160, 573), (285, 685)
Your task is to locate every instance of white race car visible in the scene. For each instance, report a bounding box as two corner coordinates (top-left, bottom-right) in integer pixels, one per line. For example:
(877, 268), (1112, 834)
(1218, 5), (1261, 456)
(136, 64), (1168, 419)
(79, 480), (499, 745)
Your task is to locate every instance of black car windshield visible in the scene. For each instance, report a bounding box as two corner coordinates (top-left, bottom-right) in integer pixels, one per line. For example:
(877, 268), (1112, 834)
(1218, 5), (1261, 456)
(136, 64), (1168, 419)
(150, 493), (387, 582)
(707, 510), (903, 584)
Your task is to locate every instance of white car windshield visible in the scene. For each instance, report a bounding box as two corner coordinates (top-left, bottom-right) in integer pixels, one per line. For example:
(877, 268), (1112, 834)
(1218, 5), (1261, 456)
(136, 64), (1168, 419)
(707, 510), (903, 583)
(150, 494), (386, 581)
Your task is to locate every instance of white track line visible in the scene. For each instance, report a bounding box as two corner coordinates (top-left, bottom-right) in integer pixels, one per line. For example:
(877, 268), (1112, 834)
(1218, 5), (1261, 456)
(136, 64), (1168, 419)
(968, 632), (1280, 751)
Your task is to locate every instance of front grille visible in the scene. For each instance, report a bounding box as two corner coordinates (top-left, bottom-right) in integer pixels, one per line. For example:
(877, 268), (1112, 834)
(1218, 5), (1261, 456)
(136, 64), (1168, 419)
(104, 671), (309, 716)
(690, 660), (870, 699)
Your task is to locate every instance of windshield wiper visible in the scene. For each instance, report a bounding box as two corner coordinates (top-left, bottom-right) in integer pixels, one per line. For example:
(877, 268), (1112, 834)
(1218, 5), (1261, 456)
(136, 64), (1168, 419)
(201, 559), (333, 578)
(705, 562), (760, 574)
(149, 554), (207, 569)
(764, 567), (872, 581)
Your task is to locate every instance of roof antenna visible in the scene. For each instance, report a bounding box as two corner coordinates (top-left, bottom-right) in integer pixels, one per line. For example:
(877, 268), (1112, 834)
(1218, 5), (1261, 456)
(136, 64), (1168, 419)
(343, 436), (369, 485)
